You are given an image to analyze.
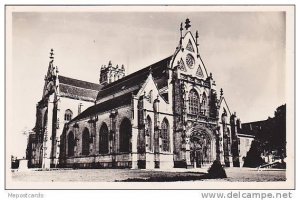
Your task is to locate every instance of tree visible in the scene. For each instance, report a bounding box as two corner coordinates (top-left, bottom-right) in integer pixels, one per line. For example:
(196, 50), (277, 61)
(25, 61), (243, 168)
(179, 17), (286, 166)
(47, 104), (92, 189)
(243, 140), (265, 167)
(207, 160), (227, 178)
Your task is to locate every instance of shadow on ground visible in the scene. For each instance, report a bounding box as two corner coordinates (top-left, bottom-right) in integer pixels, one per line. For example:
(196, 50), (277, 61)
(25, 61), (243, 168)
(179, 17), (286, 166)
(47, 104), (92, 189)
(116, 172), (210, 182)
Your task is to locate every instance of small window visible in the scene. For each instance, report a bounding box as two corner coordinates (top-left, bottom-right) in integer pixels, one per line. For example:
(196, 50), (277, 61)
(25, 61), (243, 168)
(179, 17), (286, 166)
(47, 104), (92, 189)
(64, 109), (73, 121)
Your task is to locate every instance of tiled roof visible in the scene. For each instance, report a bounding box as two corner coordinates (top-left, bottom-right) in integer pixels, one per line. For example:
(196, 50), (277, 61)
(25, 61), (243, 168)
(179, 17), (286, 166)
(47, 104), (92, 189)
(241, 120), (267, 137)
(70, 92), (134, 123)
(96, 56), (172, 101)
(58, 75), (101, 91)
(58, 75), (102, 102)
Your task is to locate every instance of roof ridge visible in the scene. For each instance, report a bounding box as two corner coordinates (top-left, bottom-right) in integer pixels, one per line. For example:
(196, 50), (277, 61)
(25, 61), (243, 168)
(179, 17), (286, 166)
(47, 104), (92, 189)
(59, 82), (99, 91)
(58, 75), (99, 86)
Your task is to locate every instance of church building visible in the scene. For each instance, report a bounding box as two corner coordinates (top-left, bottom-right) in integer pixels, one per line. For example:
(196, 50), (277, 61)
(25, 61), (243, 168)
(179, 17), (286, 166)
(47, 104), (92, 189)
(26, 19), (254, 169)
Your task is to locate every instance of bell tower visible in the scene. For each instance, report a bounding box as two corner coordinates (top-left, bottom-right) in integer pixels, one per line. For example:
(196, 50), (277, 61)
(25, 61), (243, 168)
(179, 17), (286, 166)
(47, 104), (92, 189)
(99, 61), (126, 85)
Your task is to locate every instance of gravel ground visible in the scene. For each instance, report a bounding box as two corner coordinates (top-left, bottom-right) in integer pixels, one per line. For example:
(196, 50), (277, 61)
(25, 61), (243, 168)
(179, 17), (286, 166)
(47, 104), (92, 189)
(10, 167), (286, 182)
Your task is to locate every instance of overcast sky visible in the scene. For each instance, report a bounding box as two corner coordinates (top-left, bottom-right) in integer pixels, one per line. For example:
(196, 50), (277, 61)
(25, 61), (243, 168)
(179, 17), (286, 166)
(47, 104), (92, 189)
(9, 9), (286, 157)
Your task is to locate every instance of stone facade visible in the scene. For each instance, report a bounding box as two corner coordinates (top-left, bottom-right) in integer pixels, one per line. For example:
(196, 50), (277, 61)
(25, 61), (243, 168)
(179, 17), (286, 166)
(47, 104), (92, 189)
(27, 19), (254, 169)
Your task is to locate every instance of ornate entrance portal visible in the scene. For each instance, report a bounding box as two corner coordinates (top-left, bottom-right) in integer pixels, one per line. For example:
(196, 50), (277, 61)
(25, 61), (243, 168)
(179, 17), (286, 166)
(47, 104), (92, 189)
(188, 125), (215, 168)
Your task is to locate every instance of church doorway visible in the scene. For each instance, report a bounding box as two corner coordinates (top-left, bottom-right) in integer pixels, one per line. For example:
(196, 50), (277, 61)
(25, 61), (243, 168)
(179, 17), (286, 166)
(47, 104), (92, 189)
(190, 130), (213, 168)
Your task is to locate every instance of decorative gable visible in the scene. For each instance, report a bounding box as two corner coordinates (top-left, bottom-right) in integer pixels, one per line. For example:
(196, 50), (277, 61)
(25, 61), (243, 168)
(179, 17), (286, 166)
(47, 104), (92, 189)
(178, 58), (187, 72)
(170, 19), (209, 80)
(196, 65), (204, 78)
(186, 39), (195, 52)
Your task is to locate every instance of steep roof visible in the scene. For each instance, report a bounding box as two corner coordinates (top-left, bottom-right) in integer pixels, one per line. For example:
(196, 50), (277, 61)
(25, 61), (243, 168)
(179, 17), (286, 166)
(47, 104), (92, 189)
(241, 120), (267, 137)
(70, 92), (133, 122)
(69, 56), (172, 122)
(96, 56), (172, 101)
(58, 75), (102, 102)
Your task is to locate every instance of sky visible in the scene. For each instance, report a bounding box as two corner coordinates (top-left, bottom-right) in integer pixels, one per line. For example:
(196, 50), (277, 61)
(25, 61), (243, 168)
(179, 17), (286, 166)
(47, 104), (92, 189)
(8, 9), (287, 158)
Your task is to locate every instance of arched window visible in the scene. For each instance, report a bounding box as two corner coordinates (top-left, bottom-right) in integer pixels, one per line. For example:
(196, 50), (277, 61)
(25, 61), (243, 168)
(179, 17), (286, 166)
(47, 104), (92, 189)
(201, 92), (207, 115)
(149, 90), (153, 103)
(119, 118), (132, 153)
(202, 92), (207, 106)
(221, 108), (227, 124)
(188, 89), (200, 115)
(161, 118), (170, 152)
(99, 123), (109, 154)
(64, 109), (73, 121)
(146, 116), (153, 151)
(82, 128), (90, 156)
(68, 131), (75, 156)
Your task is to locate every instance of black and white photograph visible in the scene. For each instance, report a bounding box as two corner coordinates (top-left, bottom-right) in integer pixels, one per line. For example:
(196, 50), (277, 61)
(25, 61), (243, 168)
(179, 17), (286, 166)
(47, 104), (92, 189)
(5, 5), (295, 190)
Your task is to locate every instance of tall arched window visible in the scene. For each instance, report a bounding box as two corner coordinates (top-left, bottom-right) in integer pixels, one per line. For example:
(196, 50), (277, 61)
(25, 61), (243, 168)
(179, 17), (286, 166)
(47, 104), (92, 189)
(188, 89), (200, 115)
(64, 109), (73, 121)
(68, 131), (75, 156)
(82, 128), (90, 156)
(161, 118), (170, 152)
(146, 116), (152, 151)
(201, 92), (207, 115)
(149, 90), (153, 103)
(99, 123), (109, 154)
(119, 118), (132, 153)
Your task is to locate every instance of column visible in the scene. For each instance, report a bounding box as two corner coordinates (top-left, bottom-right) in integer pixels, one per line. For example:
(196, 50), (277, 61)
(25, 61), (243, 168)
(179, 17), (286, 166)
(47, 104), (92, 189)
(42, 95), (54, 169)
(131, 127), (139, 169)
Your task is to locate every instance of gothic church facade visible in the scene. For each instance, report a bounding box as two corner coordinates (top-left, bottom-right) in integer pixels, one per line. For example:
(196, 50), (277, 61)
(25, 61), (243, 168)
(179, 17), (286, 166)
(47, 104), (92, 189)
(26, 19), (254, 169)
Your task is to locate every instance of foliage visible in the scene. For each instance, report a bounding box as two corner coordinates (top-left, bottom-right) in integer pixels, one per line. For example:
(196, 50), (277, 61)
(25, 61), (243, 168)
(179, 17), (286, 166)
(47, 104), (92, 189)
(243, 140), (265, 167)
(207, 160), (227, 178)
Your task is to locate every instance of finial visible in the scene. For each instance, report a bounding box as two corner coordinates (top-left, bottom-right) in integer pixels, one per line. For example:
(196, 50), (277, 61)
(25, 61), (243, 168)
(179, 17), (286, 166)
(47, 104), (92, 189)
(108, 61), (112, 68)
(55, 66), (59, 74)
(220, 88), (223, 96)
(210, 72), (213, 79)
(195, 30), (199, 47)
(121, 64), (125, 70)
(179, 22), (183, 46)
(149, 66), (153, 75)
(49, 49), (54, 60)
(185, 18), (191, 30)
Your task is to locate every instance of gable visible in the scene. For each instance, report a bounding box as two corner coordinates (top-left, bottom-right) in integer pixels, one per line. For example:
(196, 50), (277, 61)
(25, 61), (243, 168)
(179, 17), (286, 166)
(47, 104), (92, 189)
(218, 96), (232, 122)
(170, 31), (208, 79)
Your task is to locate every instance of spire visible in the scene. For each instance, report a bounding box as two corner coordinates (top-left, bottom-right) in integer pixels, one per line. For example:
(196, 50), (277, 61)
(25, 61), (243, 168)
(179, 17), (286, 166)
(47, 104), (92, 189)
(49, 48), (54, 61)
(196, 30), (200, 57)
(195, 30), (199, 45)
(185, 18), (191, 30)
(179, 22), (183, 47)
(108, 60), (112, 68)
(55, 66), (59, 74)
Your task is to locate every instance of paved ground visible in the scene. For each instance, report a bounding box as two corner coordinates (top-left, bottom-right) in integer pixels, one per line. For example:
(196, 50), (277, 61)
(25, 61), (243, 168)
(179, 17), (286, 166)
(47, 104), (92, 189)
(10, 167), (286, 182)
